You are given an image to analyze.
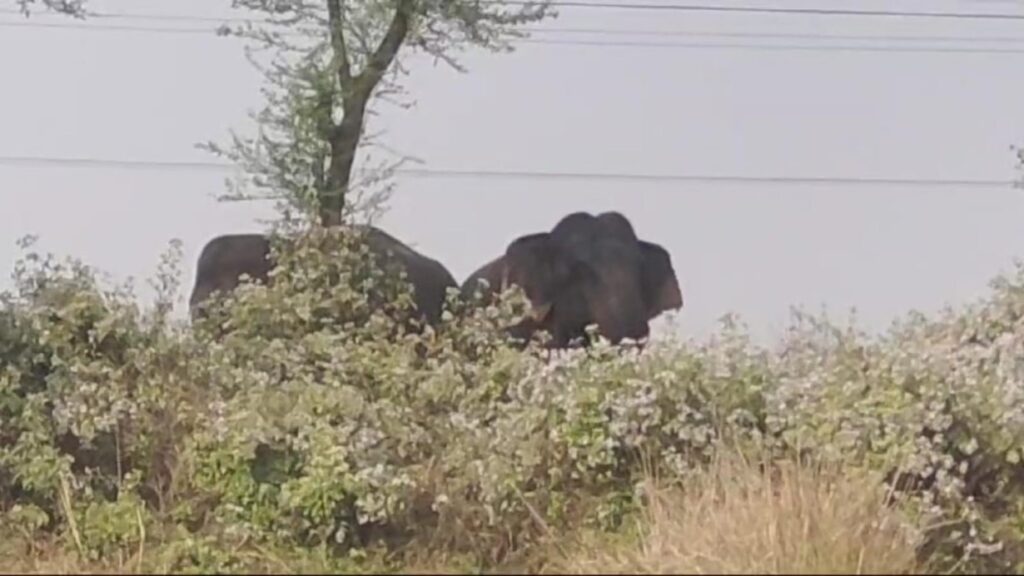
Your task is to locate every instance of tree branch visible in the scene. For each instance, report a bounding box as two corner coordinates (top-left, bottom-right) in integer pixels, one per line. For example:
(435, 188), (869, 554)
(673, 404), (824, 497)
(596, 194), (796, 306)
(18, 0), (86, 18)
(354, 0), (414, 100)
(325, 0), (353, 89)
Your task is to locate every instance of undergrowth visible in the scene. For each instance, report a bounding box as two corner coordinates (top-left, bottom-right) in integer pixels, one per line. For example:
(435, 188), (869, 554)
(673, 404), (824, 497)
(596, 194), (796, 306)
(4, 224), (1024, 573)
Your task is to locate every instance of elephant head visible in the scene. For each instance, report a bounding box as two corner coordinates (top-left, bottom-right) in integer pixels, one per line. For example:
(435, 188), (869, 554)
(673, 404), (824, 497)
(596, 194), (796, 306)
(460, 211), (684, 348)
(500, 233), (595, 346)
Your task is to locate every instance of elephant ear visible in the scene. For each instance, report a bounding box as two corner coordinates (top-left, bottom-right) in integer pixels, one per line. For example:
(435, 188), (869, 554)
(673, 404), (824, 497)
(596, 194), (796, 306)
(638, 240), (683, 320)
(504, 232), (578, 323)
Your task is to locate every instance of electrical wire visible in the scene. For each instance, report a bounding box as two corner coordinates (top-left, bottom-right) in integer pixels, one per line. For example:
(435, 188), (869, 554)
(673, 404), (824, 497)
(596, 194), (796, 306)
(9, 2), (1024, 22)
(8, 19), (1024, 55)
(0, 154), (1013, 189)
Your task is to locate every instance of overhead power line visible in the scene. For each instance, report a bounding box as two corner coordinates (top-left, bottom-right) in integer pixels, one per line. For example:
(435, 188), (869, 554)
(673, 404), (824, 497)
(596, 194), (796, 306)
(0, 154), (1013, 190)
(520, 37), (1024, 54)
(0, 7), (258, 24)
(496, 1), (1024, 19)
(18, 15), (1024, 44)
(537, 27), (1024, 45)
(7, 3), (1024, 22)
(11, 18), (1024, 45)
(9, 20), (1024, 55)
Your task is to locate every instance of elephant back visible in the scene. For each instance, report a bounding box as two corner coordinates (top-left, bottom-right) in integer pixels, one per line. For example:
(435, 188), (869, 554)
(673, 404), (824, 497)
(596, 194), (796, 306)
(460, 256), (507, 303)
(360, 226), (458, 325)
(189, 233), (274, 318)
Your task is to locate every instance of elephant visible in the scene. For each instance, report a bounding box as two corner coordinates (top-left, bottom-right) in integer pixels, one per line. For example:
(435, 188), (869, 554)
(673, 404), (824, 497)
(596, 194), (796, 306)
(188, 226), (458, 328)
(460, 211), (683, 348)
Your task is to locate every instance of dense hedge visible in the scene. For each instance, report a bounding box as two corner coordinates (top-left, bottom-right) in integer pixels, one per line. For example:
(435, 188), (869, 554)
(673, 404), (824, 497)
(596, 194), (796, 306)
(3, 226), (1024, 572)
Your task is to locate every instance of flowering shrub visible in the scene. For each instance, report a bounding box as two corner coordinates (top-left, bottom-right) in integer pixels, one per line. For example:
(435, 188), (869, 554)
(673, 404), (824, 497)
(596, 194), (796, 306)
(4, 226), (1024, 572)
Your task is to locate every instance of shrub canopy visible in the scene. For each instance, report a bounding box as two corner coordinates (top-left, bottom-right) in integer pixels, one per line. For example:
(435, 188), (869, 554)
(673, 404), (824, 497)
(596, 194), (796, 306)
(3, 229), (1024, 572)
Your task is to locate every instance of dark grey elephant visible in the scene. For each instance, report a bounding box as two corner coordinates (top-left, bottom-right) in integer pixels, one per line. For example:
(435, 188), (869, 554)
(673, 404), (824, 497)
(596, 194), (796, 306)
(189, 226), (458, 328)
(460, 211), (683, 348)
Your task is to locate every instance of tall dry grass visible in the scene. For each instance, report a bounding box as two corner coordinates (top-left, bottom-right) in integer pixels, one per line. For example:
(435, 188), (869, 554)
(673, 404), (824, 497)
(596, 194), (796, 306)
(0, 451), (936, 575)
(551, 451), (925, 575)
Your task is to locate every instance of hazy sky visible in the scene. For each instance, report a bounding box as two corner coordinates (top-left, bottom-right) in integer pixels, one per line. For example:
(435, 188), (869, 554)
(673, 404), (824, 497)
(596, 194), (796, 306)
(3, 0), (1024, 343)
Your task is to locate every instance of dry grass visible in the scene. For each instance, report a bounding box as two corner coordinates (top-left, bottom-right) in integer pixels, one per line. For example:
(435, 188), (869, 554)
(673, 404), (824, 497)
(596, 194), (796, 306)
(550, 451), (925, 575)
(0, 540), (113, 575)
(0, 451), (929, 575)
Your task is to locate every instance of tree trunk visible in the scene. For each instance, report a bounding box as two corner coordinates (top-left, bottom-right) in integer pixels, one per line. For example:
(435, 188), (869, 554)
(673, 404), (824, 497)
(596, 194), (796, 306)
(321, 100), (367, 227)
(319, 0), (412, 227)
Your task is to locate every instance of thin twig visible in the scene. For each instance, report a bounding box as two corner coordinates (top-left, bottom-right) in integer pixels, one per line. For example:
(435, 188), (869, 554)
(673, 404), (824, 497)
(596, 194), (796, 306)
(135, 506), (146, 573)
(58, 472), (84, 557)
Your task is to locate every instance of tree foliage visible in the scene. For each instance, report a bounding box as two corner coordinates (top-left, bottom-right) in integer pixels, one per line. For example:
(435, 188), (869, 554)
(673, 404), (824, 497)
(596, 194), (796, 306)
(22, 0), (555, 226)
(14, 0), (86, 17)
(201, 0), (555, 226)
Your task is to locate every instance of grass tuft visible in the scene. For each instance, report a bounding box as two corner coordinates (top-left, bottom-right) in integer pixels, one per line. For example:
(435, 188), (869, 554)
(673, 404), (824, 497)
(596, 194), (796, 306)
(551, 450), (925, 575)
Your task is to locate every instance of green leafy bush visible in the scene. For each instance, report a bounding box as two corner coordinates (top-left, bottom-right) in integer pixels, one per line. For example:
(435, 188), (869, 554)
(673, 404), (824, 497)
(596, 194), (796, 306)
(5, 226), (1024, 572)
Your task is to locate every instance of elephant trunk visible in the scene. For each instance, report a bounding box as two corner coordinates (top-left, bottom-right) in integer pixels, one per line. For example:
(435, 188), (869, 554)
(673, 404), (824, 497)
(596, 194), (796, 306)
(585, 275), (650, 345)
